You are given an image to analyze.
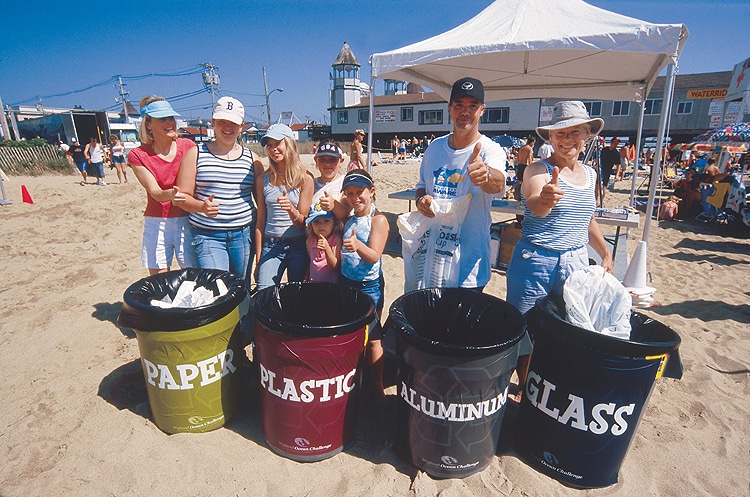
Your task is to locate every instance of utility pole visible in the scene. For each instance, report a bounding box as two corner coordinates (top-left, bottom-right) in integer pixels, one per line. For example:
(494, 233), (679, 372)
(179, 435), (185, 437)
(263, 67), (284, 127)
(0, 94), (12, 141)
(201, 62), (220, 109)
(116, 76), (130, 124)
(263, 67), (271, 127)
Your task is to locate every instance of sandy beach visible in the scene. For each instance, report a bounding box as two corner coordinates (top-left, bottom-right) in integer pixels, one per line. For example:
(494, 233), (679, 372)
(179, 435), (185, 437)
(0, 154), (748, 496)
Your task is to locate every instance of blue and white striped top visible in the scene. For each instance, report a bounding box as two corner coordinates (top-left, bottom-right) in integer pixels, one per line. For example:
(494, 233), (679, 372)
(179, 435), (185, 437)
(189, 143), (257, 231)
(521, 160), (596, 252)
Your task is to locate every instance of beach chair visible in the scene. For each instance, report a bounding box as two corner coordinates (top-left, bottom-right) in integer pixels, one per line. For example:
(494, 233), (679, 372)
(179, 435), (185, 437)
(662, 166), (680, 189)
(377, 151), (392, 164)
(696, 178), (733, 223)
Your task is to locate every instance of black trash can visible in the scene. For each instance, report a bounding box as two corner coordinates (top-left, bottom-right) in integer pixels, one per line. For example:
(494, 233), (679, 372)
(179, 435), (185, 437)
(386, 288), (527, 478)
(118, 268), (247, 434)
(517, 295), (683, 488)
(248, 282), (376, 462)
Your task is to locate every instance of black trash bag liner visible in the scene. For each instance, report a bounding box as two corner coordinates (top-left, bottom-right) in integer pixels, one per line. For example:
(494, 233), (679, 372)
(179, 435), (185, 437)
(528, 295), (683, 379)
(386, 287), (526, 356)
(118, 268), (247, 332)
(248, 282), (377, 338)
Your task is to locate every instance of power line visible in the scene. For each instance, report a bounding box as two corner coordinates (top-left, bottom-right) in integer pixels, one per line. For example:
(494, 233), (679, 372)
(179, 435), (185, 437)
(9, 65), (205, 106)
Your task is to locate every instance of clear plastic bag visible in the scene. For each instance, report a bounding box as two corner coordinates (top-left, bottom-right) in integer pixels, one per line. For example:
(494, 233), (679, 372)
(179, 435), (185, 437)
(562, 266), (632, 340)
(398, 194), (471, 292)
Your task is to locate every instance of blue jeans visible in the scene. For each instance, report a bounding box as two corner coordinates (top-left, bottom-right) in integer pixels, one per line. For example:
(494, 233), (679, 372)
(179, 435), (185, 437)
(506, 237), (588, 315)
(257, 236), (308, 290)
(340, 273), (385, 312)
(90, 161), (104, 178)
(192, 225), (253, 281)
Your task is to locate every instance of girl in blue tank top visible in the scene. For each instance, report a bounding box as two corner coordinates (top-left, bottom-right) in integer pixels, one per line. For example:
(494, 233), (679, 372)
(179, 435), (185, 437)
(339, 169), (389, 405)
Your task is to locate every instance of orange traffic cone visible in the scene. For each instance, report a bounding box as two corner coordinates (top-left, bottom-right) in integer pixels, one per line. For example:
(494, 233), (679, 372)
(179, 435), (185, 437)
(21, 185), (34, 204)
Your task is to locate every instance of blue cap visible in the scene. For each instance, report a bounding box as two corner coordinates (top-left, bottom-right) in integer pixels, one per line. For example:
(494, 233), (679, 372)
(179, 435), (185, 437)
(261, 123), (294, 146)
(139, 100), (180, 118)
(341, 171), (374, 191)
(314, 142), (343, 158)
(306, 199), (335, 225)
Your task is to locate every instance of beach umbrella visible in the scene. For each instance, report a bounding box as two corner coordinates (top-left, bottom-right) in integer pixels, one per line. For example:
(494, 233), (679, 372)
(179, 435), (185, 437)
(493, 134), (524, 148)
(691, 122), (750, 145)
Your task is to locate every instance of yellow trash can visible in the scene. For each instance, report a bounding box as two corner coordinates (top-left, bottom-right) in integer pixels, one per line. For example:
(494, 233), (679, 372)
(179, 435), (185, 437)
(118, 268), (247, 434)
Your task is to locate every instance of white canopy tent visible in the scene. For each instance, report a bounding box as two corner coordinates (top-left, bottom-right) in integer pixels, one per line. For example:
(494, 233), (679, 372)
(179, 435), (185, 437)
(369, 0), (687, 102)
(366, 0), (688, 295)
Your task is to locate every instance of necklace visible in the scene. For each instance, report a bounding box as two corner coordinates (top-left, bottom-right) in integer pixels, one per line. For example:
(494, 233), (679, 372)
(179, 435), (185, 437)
(210, 142), (239, 159)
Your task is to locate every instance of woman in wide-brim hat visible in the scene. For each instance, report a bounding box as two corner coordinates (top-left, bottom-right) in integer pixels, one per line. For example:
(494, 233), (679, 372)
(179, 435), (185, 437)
(506, 100), (614, 398)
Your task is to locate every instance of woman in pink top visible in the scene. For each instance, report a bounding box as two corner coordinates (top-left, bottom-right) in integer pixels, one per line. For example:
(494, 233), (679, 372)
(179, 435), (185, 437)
(127, 96), (197, 274)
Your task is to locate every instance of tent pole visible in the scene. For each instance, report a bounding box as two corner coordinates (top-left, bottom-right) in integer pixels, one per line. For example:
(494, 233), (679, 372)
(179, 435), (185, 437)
(366, 68), (375, 174)
(642, 62), (678, 243)
(629, 101), (646, 207)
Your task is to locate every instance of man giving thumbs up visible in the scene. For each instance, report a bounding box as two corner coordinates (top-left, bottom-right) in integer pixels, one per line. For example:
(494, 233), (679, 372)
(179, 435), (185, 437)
(413, 77), (507, 289)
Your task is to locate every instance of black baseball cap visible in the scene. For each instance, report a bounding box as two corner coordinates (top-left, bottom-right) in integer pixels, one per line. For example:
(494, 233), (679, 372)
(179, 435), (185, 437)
(450, 77), (484, 103)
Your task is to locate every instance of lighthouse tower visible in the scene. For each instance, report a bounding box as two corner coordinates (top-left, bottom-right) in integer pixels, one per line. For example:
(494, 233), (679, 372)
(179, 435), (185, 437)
(330, 42), (362, 109)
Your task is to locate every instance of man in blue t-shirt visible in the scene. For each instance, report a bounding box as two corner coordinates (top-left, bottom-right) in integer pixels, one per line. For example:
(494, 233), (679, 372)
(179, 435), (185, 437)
(67, 137), (88, 185)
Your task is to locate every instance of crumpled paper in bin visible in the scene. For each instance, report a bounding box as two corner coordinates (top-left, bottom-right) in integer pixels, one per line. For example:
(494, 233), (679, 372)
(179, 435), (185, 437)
(562, 266), (631, 340)
(150, 278), (229, 308)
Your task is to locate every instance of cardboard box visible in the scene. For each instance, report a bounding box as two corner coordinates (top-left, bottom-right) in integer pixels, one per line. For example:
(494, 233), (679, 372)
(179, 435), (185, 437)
(489, 221), (522, 269)
(499, 222), (522, 268)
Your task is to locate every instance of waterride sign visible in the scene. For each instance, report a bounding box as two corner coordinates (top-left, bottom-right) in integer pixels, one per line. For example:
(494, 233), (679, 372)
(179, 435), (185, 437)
(687, 88), (728, 99)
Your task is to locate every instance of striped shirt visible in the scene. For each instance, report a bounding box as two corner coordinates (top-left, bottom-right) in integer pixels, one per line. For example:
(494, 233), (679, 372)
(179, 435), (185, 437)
(521, 160), (596, 251)
(189, 143), (257, 231)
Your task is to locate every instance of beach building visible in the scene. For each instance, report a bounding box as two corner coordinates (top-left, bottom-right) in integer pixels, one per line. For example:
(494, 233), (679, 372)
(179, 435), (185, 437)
(328, 43), (750, 153)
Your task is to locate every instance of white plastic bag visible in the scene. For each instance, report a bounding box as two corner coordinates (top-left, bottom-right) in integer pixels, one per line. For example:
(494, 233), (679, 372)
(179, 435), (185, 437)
(398, 194), (471, 292)
(562, 266), (632, 340)
(150, 278), (229, 308)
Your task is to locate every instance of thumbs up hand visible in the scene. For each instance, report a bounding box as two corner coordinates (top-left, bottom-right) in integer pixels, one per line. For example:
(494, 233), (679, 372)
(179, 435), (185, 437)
(170, 185), (186, 204)
(343, 226), (359, 253)
(467, 142), (490, 186)
(539, 166), (564, 208)
(202, 193), (219, 217)
(277, 188), (292, 212)
(319, 190), (334, 211)
(316, 233), (331, 251)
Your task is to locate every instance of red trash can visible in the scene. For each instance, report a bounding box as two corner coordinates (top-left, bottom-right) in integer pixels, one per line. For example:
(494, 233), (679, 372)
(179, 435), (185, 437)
(248, 282), (376, 461)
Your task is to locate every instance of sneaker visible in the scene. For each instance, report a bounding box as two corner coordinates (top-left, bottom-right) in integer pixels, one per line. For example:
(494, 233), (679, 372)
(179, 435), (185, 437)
(100, 181), (107, 186)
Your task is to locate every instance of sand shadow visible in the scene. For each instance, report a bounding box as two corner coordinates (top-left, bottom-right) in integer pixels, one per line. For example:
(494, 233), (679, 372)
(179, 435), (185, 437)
(217, 380), (267, 448)
(92, 301), (135, 338)
(380, 210), (404, 257)
(673, 237), (750, 255)
(660, 251), (748, 267)
(98, 359), (151, 420)
(656, 217), (750, 239)
(648, 299), (750, 324)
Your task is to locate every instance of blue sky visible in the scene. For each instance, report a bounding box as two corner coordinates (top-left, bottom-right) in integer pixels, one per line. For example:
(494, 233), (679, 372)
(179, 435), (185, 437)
(1, 0), (748, 125)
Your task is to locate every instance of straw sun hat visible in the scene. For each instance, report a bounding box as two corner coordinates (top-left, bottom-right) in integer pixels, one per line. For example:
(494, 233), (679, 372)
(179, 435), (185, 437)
(536, 101), (604, 142)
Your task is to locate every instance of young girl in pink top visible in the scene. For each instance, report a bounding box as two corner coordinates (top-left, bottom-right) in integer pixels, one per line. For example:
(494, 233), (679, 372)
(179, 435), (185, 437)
(304, 199), (342, 283)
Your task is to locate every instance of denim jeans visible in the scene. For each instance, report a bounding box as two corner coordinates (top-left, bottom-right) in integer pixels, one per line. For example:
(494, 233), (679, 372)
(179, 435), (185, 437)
(192, 225), (253, 281)
(506, 237), (588, 315)
(90, 161), (104, 179)
(256, 235), (308, 290)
